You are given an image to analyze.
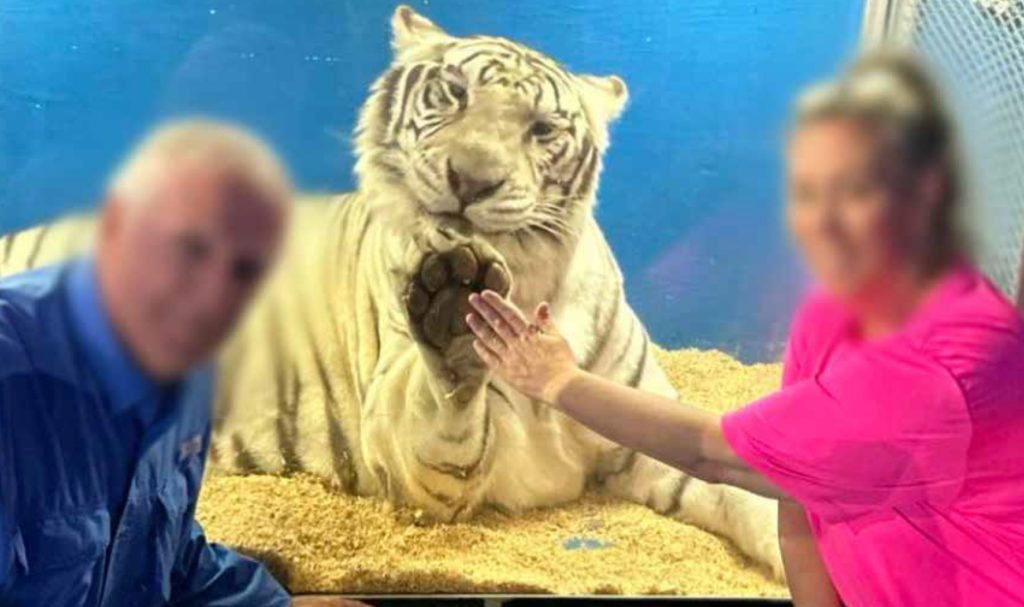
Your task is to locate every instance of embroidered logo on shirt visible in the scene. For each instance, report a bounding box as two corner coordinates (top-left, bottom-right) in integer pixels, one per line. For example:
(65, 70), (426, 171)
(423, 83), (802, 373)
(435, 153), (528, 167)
(178, 434), (203, 461)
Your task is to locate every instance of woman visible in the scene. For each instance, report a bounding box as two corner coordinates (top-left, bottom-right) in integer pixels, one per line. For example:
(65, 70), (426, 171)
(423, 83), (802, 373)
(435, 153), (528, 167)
(465, 52), (1024, 606)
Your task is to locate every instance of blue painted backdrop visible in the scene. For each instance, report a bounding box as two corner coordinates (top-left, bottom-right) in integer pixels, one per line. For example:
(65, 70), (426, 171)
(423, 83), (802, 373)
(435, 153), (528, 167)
(0, 0), (863, 362)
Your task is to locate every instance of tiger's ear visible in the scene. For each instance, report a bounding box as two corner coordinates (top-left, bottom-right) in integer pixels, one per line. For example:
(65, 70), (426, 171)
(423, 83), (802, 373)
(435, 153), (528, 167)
(576, 74), (629, 125)
(391, 5), (449, 52)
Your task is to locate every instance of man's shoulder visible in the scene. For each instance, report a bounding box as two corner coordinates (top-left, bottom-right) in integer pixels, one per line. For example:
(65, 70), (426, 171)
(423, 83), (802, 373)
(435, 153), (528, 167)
(0, 262), (66, 294)
(179, 362), (217, 422)
(0, 263), (67, 323)
(0, 263), (71, 380)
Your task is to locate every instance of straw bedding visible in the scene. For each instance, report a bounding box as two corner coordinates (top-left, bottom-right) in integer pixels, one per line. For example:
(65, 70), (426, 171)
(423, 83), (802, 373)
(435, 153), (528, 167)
(196, 347), (789, 597)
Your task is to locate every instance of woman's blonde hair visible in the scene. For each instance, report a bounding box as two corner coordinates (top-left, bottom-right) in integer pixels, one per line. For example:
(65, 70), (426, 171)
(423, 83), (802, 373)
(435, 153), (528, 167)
(793, 50), (966, 273)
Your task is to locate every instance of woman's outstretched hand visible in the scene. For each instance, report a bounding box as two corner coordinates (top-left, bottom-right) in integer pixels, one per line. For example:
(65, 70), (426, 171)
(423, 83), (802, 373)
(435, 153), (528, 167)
(466, 290), (581, 406)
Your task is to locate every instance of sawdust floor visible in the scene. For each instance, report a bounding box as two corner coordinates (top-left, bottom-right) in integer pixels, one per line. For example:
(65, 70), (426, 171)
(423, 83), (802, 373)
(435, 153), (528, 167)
(196, 347), (789, 597)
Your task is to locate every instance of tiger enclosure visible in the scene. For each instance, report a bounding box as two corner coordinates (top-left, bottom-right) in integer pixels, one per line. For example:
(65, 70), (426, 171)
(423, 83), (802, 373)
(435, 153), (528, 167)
(2, 0), (1022, 604)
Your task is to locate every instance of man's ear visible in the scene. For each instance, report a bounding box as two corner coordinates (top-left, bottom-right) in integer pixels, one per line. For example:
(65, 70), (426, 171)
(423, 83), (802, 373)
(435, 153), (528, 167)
(576, 74), (629, 125)
(391, 5), (449, 53)
(99, 194), (123, 242)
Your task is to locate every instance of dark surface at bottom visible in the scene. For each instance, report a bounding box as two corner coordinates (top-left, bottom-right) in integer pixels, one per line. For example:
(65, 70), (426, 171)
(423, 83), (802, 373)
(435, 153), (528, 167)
(324, 598), (793, 606)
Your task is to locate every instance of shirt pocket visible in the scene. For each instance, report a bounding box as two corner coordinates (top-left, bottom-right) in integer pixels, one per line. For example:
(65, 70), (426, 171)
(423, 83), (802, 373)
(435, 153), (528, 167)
(7, 508), (111, 607)
(18, 508), (110, 577)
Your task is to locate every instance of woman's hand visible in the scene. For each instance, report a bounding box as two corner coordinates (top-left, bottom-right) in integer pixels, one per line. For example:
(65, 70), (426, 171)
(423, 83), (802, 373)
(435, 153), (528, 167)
(467, 291), (787, 502)
(466, 290), (580, 405)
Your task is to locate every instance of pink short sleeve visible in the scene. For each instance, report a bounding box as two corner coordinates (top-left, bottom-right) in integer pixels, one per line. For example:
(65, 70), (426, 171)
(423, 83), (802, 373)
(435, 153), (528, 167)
(722, 341), (971, 522)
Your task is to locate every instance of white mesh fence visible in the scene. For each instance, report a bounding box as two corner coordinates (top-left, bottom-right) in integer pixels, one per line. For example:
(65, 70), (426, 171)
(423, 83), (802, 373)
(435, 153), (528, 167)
(866, 0), (1024, 301)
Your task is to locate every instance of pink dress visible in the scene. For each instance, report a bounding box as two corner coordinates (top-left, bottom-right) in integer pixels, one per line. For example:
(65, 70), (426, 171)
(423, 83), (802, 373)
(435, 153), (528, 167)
(722, 264), (1024, 606)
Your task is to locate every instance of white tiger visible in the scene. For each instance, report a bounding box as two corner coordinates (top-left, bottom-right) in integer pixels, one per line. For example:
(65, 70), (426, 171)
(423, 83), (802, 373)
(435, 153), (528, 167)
(0, 5), (783, 579)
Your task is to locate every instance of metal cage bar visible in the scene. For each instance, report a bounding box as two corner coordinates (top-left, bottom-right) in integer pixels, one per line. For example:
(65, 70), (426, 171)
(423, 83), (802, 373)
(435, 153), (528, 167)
(860, 0), (1024, 309)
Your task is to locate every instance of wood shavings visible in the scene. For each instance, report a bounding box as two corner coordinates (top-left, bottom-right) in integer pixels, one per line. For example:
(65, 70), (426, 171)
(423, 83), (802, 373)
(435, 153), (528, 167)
(196, 347), (787, 597)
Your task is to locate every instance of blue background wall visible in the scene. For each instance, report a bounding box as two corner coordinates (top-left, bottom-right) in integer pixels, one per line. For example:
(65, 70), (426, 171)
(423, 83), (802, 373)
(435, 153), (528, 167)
(0, 0), (863, 362)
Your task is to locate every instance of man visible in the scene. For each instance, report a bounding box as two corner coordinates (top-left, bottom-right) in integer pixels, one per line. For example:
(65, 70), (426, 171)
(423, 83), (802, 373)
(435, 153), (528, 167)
(0, 120), (348, 606)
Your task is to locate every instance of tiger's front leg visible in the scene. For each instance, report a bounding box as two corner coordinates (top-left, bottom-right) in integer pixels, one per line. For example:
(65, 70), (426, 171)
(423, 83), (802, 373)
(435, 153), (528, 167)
(403, 226), (512, 402)
(361, 225), (512, 521)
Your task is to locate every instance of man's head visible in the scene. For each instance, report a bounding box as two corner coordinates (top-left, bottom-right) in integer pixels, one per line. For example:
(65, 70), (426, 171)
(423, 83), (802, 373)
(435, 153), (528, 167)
(97, 119), (291, 381)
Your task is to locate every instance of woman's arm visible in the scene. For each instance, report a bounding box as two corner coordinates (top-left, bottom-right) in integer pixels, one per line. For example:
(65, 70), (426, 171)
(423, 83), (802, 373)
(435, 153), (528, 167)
(779, 501), (841, 606)
(465, 291), (787, 500)
(555, 369), (787, 499)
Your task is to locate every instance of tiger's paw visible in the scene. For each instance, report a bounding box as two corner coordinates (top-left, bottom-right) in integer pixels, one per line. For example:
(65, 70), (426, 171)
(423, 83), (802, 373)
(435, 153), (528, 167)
(403, 234), (511, 399)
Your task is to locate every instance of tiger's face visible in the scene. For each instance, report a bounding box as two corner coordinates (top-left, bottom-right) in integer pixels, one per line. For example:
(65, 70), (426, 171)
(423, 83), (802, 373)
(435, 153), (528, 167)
(356, 6), (629, 236)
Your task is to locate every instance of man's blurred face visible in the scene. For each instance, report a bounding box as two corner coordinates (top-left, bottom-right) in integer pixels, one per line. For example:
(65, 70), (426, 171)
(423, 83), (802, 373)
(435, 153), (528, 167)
(99, 162), (287, 381)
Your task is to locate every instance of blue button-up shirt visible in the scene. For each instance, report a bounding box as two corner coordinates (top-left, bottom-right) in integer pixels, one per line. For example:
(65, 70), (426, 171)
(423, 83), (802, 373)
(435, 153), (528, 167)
(0, 260), (289, 606)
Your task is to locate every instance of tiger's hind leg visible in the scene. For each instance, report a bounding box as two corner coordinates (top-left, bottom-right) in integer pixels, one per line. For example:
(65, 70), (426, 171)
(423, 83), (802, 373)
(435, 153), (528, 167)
(597, 449), (784, 581)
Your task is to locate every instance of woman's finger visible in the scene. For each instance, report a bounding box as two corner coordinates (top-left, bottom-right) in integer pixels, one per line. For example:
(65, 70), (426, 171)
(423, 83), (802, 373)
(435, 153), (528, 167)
(479, 290), (530, 335)
(468, 294), (519, 341)
(466, 312), (508, 353)
(473, 338), (504, 368)
(534, 302), (557, 332)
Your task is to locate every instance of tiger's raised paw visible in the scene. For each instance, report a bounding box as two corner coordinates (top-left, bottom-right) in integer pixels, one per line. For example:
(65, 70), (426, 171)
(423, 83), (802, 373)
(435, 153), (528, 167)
(405, 242), (511, 356)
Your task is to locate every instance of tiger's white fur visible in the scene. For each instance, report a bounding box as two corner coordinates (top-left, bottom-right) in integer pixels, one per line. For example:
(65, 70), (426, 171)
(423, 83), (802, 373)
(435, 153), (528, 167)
(0, 6), (783, 579)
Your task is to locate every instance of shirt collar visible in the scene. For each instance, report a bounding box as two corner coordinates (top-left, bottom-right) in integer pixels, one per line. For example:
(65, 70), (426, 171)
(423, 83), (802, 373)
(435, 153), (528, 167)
(65, 256), (162, 415)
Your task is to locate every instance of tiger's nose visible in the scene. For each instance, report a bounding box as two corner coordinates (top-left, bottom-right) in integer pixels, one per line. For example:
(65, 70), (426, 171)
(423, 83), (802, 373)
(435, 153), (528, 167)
(447, 159), (506, 208)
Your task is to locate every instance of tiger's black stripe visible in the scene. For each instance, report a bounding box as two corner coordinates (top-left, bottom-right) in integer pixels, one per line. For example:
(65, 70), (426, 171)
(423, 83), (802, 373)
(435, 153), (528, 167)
(532, 81), (544, 108)
(278, 363), (305, 474)
(564, 139), (594, 196)
(299, 297), (358, 493)
(478, 59), (503, 85)
(486, 383), (515, 409)
(318, 356), (357, 493)
(626, 331), (651, 388)
(416, 404), (491, 481)
(569, 141), (598, 195)
(608, 316), (639, 372)
(543, 73), (563, 112)
(378, 67), (406, 129)
(2, 232), (18, 265)
(25, 224), (51, 270)
(660, 475), (692, 516)
(414, 477), (457, 507)
(456, 49), (497, 68)
(449, 502), (470, 522)
(549, 139), (571, 167)
(371, 157), (406, 180)
(393, 64), (426, 137)
(581, 294), (621, 370)
(267, 299), (303, 474)
(231, 433), (261, 474)
(525, 54), (575, 90)
(577, 145), (600, 195)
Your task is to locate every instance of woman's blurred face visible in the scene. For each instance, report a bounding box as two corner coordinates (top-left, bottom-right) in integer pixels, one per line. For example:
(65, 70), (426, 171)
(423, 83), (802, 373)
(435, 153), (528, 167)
(786, 118), (921, 299)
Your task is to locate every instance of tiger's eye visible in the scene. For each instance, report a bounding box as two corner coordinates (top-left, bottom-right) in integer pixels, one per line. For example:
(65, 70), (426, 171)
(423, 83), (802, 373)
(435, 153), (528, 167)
(448, 81), (467, 100)
(530, 121), (555, 137)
